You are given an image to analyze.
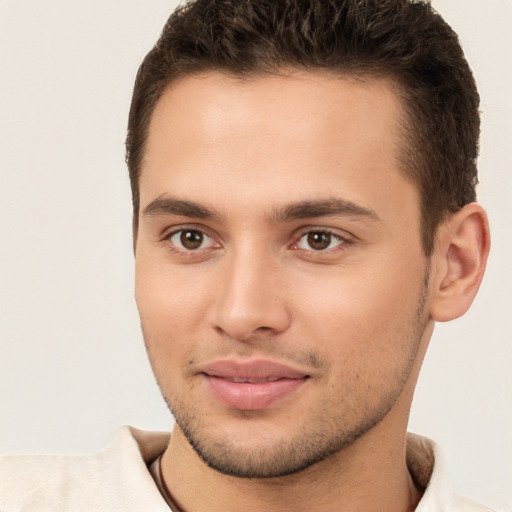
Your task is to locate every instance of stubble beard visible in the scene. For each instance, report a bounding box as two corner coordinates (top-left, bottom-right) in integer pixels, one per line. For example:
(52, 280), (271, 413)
(150, 274), (430, 479)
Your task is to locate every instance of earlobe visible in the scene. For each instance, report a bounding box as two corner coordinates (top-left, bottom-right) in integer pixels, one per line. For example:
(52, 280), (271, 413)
(429, 203), (490, 322)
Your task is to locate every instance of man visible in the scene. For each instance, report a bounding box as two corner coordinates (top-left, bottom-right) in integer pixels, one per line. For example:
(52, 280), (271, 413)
(0, 0), (495, 510)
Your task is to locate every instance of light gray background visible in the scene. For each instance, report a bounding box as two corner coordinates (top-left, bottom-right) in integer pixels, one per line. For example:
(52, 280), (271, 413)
(0, 1), (510, 510)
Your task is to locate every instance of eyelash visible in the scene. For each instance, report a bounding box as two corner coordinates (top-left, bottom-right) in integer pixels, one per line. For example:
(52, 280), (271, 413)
(160, 226), (354, 257)
(161, 226), (219, 256)
(291, 229), (353, 253)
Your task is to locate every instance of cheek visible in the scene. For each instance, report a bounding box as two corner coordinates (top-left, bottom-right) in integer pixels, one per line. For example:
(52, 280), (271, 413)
(134, 253), (213, 362)
(135, 266), (203, 398)
(289, 259), (426, 366)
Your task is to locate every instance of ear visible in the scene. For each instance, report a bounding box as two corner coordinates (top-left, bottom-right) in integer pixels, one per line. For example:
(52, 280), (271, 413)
(429, 203), (490, 322)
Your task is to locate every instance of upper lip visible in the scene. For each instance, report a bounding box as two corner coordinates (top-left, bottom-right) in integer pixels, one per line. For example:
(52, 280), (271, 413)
(201, 359), (310, 381)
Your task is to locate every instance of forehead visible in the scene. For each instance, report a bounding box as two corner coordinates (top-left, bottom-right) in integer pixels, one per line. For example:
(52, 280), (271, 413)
(140, 70), (417, 224)
(145, 71), (406, 162)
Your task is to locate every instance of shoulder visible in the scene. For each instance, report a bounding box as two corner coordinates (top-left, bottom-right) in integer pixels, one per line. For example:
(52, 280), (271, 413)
(451, 495), (500, 512)
(0, 426), (170, 512)
(407, 433), (500, 512)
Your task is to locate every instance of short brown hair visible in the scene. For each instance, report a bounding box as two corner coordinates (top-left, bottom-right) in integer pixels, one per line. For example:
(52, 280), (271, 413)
(126, 0), (480, 256)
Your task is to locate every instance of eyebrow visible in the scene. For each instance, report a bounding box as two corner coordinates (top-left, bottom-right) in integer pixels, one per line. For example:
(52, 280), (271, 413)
(143, 196), (222, 221)
(142, 195), (381, 223)
(267, 198), (382, 223)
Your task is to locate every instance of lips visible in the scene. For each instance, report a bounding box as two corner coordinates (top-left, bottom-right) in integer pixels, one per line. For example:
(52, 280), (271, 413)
(201, 359), (310, 410)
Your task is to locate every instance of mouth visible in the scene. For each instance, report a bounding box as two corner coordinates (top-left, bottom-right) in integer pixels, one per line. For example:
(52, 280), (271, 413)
(220, 376), (284, 383)
(201, 359), (311, 410)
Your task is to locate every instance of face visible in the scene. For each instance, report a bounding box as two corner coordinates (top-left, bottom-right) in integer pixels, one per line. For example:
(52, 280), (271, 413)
(135, 71), (431, 478)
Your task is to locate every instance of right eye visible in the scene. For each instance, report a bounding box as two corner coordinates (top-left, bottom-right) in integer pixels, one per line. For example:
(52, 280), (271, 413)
(168, 229), (217, 251)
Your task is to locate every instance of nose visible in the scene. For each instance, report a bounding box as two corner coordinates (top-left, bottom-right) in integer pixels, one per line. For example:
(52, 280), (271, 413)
(211, 246), (291, 341)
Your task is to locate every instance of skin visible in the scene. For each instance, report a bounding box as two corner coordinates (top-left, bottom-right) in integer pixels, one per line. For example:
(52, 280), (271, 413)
(134, 71), (489, 511)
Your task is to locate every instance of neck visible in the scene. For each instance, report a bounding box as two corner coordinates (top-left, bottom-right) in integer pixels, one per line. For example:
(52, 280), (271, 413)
(162, 423), (421, 512)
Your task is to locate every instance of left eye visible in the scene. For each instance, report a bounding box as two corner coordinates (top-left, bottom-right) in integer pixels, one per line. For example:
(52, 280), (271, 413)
(169, 229), (215, 251)
(296, 231), (345, 251)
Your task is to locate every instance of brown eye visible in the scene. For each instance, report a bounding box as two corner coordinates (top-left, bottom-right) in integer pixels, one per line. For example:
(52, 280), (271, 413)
(296, 231), (345, 251)
(180, 230), (204, 249)
(307, 232), (333, 250)
(169, 229), (211, 250)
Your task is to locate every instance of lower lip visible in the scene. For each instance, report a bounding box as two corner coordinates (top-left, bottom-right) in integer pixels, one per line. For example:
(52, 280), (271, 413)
(205, 376), (308, 410)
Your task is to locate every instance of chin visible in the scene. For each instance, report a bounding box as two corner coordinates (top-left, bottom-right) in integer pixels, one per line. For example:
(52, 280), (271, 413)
(169, 397), (386, 479)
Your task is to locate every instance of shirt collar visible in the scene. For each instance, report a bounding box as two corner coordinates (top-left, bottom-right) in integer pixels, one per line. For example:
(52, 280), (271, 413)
(128, 427), (456, 511)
